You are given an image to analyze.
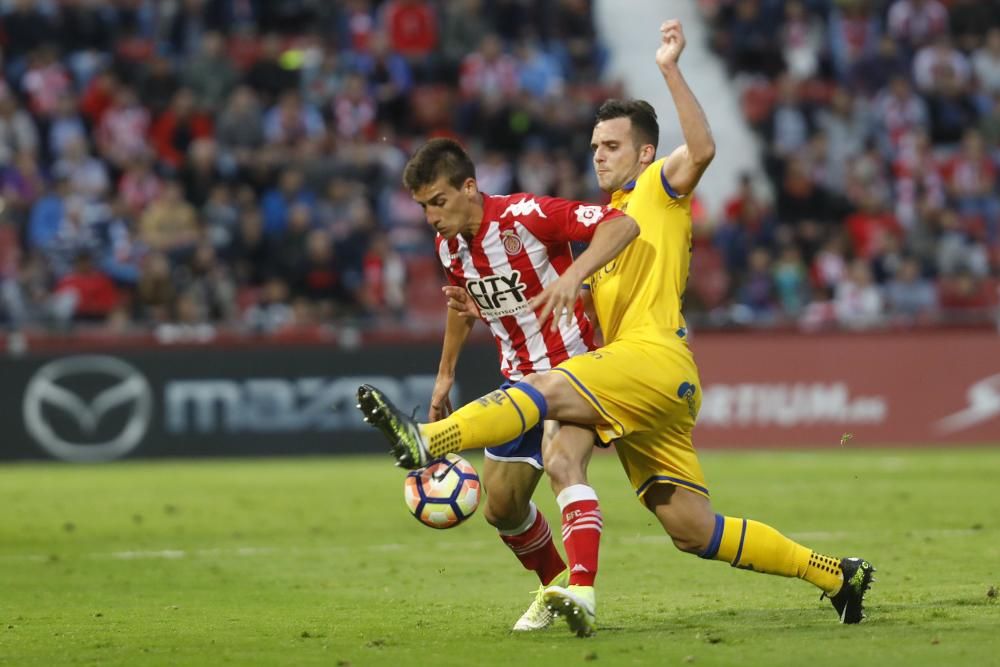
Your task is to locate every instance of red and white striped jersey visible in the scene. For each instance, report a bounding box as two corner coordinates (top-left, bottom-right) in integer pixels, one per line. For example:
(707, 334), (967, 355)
(436, 193), (622, 380)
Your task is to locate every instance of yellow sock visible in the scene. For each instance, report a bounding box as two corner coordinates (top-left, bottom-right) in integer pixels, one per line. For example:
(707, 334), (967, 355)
(700, 515), (843, 594)
(419, 385), (547, 459)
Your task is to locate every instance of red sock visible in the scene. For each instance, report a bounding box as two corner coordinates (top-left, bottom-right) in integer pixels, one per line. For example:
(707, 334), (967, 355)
(498, 502), (566, 585)
(558, 485), (602, 587)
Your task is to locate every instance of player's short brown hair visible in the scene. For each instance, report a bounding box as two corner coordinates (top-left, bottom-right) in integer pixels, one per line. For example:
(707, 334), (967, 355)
(402, 138), (476, 192)
(595, 99), (659, 150)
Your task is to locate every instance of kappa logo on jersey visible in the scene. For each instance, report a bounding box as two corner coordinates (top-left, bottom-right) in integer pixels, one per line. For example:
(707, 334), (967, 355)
(574, 205), (606, 227)
(500, 197), (546, 219)
(501, 230), (523, 255)
(466, 271), (529, 317)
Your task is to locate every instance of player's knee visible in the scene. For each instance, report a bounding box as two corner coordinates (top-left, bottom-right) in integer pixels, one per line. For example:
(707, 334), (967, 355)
(646, 486), (713, 554)
(544, 448), (582, 492)
(483, 493), (528, 531)
(668, 532), (707, 555)
(521, 372), (554, 396)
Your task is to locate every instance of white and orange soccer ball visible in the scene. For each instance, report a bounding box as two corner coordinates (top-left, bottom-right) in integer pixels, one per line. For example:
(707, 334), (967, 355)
(403, 453), (480, 529)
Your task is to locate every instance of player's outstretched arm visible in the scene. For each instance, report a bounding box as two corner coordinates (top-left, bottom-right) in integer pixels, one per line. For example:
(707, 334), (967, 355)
(529, 214), (639, 331)
(429, 301), (476, 420)
(657, 19), (715, 196)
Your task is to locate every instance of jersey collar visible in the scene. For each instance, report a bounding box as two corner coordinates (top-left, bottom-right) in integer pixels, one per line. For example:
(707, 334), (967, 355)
(621, 178), (637, 192)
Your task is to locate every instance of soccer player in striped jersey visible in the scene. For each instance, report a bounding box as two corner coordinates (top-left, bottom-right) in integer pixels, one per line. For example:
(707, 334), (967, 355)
(405, 137), (639, 631)
(361, 20), (874, 635)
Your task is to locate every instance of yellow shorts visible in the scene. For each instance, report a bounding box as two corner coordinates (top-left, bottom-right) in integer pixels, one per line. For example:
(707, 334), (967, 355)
(551, 333), (708, 501)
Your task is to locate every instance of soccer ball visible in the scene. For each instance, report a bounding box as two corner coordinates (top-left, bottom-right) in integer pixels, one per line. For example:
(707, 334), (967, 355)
(403, 453), (480, 529)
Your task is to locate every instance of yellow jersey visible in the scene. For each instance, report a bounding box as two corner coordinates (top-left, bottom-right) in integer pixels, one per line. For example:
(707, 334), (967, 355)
(587, 157), (692, 344)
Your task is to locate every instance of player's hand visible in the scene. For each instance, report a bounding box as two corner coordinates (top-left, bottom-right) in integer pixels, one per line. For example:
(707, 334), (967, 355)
(443, 285), (480, 319)
(428, 375), (454, 421)
(529, 272), (582, 332)
(656, 19), (686, 71)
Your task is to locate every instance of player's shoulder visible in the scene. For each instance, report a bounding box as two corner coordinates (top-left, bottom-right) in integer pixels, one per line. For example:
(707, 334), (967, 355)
(634, 157), (688, 208)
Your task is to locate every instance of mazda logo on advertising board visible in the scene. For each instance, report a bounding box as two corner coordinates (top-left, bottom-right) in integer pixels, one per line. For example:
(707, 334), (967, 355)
(22, 356), (153, 462)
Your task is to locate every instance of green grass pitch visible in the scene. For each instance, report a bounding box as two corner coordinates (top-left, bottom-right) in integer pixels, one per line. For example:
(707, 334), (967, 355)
(1, 447), (998, 666)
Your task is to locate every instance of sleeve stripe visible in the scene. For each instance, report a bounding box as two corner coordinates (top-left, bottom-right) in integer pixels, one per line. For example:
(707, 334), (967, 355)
(660, 167), (681, 199)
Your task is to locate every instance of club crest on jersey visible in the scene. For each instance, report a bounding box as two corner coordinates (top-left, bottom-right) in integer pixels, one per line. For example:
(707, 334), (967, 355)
(500, 197), (546, 219)
(574, 205), (606, 226)
(501, 230), (523, 255)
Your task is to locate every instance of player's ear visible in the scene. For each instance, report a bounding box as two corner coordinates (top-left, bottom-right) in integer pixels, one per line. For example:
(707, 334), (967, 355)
(640, 143), (656, 164)
(462, 177), (478, 198)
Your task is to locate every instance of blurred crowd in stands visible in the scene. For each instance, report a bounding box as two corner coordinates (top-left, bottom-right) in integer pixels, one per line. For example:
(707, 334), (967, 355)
(0, 0), (996, 343)
(0, 0), (611, 341)
(697, 0), (1000, 330)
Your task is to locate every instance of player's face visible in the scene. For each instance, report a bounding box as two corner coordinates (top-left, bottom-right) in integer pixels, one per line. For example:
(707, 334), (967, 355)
(411, 177), (478, 239)
(591, 117), (645, 192)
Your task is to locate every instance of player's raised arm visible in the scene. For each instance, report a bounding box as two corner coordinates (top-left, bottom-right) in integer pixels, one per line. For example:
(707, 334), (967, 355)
(657, 19), (715, 196)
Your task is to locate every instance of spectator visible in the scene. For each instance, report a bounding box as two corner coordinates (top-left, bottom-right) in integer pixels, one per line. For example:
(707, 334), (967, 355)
(827, 0), (880, 83)
(938, 269), (998, 322)
(781, 0), (824, 80)
(118, 151), (163, 217)
(354, 32), (413, 130)
(263, 91), (325, 148)
(439, 0), (490, 76)
(1, 149), (45, 221)
(887, 0), (949, 54)
(175, 241), (237, 324)
(3, 0), (55, 64)
(243, 276), (294, 334)
(260, 168), (317, 238)
(138, 55), (181, 118)
(301, 46), (349, 109)
(135, 251), (175, 324)
(949, 0), (999, 54)
(0, 91), (39, 166)
(361, 231), (405, 319)
(885, 256), (938, 323)
(52, 250), (120, 322)
(380, 0), (437, 62)
(873, 75), (928, 156)
(331, 73), (377, 140)
(845, 189), (903, 260)
(834, 258), (884, 330)
(973, 28), (1000, 98)
(815, 87), (868, 192)
(215, 86), (265, 177)
(850, 35), (907, 95)
(20, 46), (73, 121)
(245, 33), (300, 108)
(95, 85), (151, 170)
(934, 209), (991, 278)
(913, 35), (970, 94)
(47, 93), (88, 161)
(924, 69), (980, 145)
(734, 246), (777, 323)
(941, 129), (999, 244)
(138, 180), (200, 257)
(182, 32), (238, 111)
(460, 34), (520, 102)
(516, 36), (566, 101)
(772, 244), (809, 318)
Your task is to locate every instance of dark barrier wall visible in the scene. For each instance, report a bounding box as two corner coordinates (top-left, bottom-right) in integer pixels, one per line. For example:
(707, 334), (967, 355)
(1, 331), (998, 461)
(0, 343), (502, 462)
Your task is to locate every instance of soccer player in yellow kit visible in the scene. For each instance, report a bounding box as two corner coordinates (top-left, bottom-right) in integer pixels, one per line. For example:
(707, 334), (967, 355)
(358, 20), (874, 636)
